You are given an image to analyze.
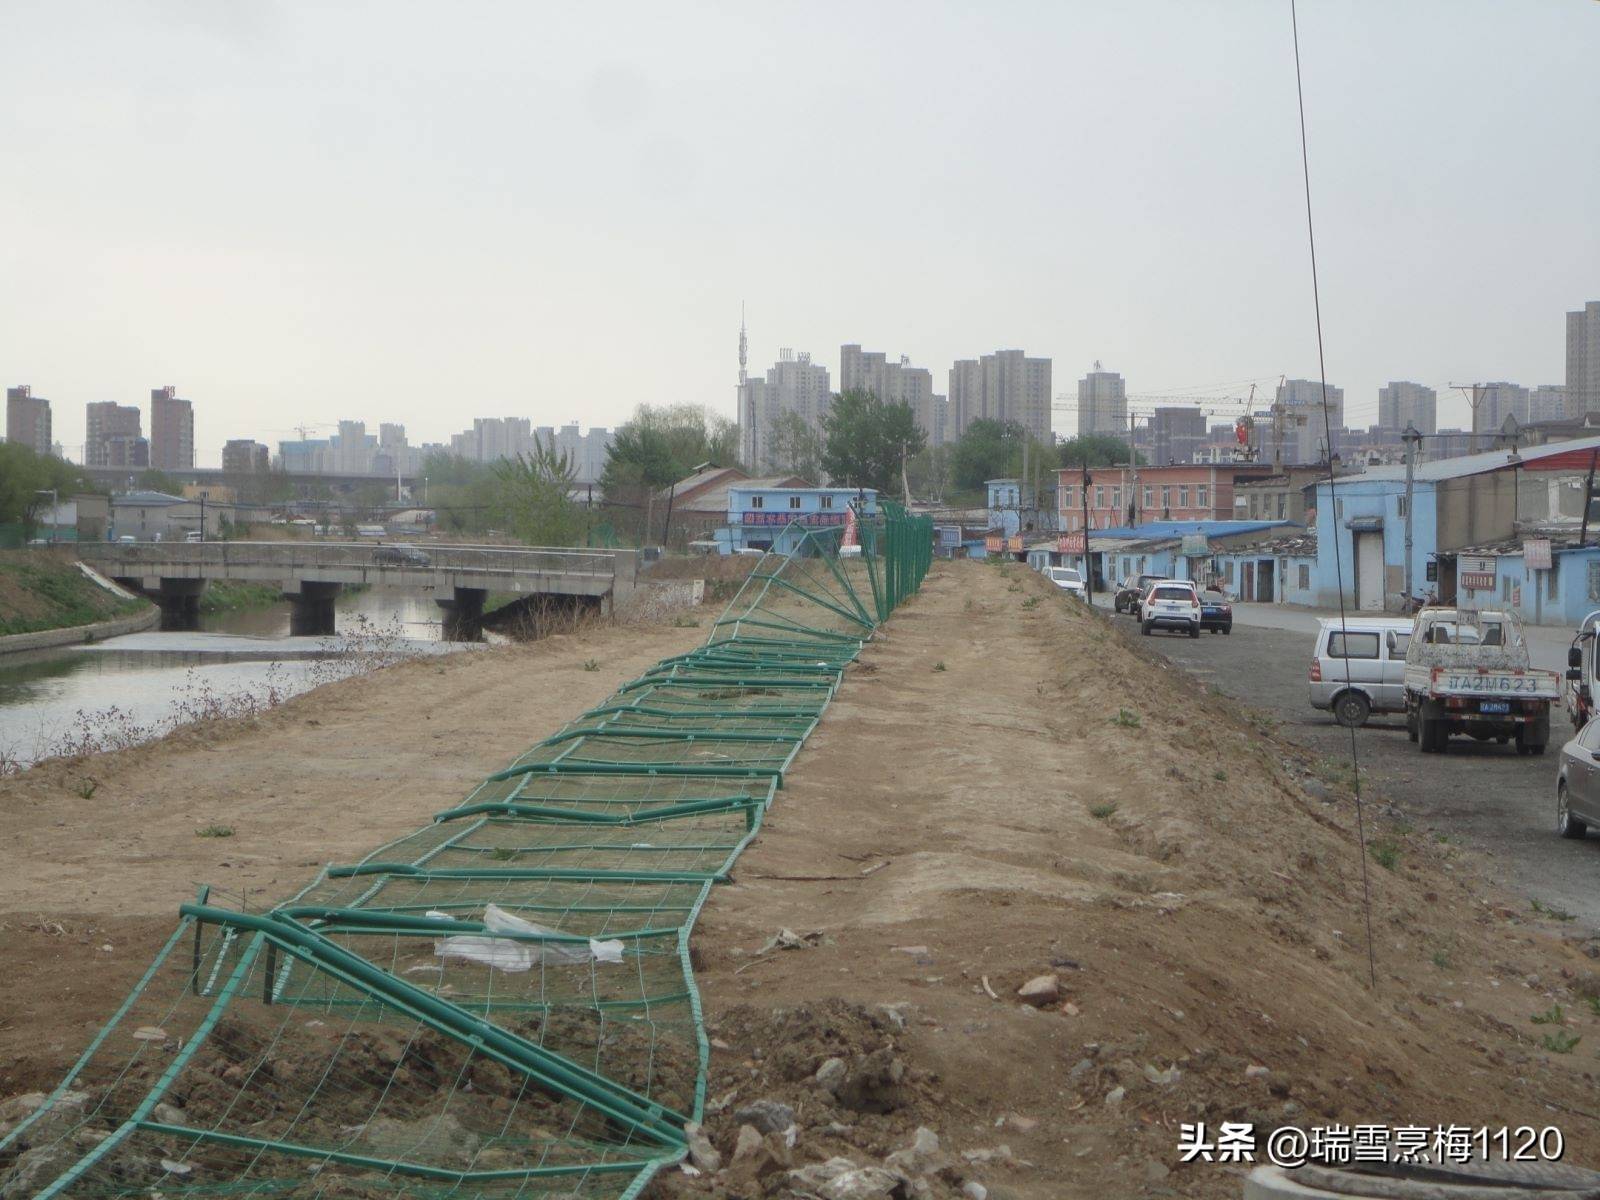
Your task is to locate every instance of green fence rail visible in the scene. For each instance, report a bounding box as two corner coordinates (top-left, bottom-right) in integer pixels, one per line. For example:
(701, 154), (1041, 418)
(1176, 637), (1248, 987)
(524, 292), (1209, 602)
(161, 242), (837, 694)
(1, 504), (932, 1199)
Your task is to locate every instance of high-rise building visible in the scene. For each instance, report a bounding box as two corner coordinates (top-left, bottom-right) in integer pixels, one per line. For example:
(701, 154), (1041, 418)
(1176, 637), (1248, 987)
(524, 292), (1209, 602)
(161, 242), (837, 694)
(947, 349), (1052, 442)
(1470, 382), (1530, 436)
(1272, 378), (1345, 464)
(149, 386), (194, 470)
(1077, 368), (1127, 438)
(1377, 381), (1437, 435)
(5, 386), (51, 455)
(104, 434), (149, 468)
(743, 349), (831, 471)
(1528, 385), (1567, 425)
(85, 402), (143, 467)
(1566, 301), (1600, 417)
(222, 439), (271, 474)
(1149, 406), (1206, 465)
(839, 344), (946, 446)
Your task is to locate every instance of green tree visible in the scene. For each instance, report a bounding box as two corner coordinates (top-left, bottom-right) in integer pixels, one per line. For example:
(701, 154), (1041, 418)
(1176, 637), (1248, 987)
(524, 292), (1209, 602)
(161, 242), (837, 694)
(949, 419), (1029, 492)
(601, 404), (742, 542)
(1058, 434), (1140, 468)
(820, 389), (925, 494)
(906, 444), (951, 501)
(766, 410), (824, 483)
(0, 443), (101, 538)
(492, 439), (587, 546)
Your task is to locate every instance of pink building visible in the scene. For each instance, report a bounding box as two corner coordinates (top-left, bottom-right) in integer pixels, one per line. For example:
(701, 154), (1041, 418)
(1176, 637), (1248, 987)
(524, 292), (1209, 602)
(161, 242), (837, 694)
(1057, 463), (1277, 531)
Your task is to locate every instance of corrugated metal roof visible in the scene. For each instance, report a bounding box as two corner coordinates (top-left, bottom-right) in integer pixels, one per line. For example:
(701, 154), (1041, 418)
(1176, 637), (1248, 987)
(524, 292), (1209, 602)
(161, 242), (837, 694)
(1330, 435), (1600, 484)
(1090, 519), (1295, 540)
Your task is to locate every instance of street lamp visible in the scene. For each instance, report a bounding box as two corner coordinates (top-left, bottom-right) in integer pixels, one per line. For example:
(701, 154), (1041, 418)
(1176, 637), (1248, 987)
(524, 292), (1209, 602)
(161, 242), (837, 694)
(1401, 424), (1424, 603)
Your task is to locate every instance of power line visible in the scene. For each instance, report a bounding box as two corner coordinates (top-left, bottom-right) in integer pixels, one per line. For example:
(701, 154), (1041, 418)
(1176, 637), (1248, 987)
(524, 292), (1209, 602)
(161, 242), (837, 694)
(1292, 0), (1377, 991)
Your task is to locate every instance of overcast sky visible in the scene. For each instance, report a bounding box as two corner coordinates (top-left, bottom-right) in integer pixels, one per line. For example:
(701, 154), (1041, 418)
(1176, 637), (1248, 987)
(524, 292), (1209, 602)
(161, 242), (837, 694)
(3, 1), (1596, 464)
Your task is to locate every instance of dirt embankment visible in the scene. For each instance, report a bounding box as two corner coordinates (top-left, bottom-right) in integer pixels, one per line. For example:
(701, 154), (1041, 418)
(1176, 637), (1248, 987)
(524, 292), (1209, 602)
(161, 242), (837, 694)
(7, 562), (1600, 1198)
(659, 561), (1600, 1198)
(0, 550), (147, 638)
(0, 611), (711, 1096)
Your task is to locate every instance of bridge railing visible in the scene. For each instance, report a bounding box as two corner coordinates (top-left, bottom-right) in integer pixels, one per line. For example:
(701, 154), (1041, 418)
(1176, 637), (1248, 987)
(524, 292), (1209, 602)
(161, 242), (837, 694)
(79, 541), (621, 577)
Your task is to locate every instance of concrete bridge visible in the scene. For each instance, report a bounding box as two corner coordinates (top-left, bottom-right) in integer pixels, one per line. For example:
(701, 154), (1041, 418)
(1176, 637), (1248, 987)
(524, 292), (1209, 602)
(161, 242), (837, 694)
(76, 541), (639, 637)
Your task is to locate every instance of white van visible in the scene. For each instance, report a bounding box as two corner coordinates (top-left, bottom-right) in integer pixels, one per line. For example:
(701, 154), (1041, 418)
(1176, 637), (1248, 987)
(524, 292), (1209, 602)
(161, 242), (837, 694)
(1308, 616), (1415, 727)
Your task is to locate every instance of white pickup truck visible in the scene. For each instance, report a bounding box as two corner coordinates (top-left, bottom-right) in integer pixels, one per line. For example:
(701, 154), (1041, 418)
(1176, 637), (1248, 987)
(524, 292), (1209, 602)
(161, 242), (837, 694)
(1403, 608), (1559, 756)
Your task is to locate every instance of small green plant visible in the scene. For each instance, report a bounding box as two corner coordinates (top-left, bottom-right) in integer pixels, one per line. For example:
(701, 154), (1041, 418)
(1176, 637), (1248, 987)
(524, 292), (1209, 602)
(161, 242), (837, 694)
(1431, 948), (1452, 970)
(963, 598), (976, 613)
(1007, 582), (1022, 593)
(1586, 996), (1600, 1018)
(1089, 802), (1118, 820)
(195, 824), (234, 838)
(1212, 769), (1228, 782)
(1531, 898), (1576, 921)
(74, 777), (98, 800)
(491, 846), (520, 861)
(1112, 708), (1141, 728)
(1541, 1030), (1581, 1054)
(1370, 840), (1401, 871)
(932, 661), (947, 672)
(582, 659), (600, 672)
(672, 616), (701, 628)
(1021, 596), (1040, 609)
(1530, 1004), (1565, 1026)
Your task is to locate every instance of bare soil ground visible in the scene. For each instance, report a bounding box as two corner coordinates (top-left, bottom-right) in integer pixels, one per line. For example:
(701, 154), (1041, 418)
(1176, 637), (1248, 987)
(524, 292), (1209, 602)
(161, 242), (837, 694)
(0, 613), (709, 1096)
(7, 563), (1600, 1199)
(660, 561), (1600, 1198)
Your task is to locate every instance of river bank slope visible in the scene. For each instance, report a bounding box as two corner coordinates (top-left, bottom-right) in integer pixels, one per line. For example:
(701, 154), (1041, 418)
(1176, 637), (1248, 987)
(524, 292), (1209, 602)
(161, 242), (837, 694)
(0, 550), (149, 638)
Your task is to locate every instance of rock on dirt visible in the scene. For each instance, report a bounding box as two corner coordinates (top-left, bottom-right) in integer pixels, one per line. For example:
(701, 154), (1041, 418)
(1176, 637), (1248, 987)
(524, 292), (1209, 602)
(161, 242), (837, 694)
(1014, 974), (1059, 1007)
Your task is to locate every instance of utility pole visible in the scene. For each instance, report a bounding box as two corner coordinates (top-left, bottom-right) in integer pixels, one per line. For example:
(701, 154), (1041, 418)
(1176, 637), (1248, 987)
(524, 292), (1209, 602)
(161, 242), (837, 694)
(1450, 383), (1487, 453)
(1080, 462), (1092, 600)
(1401, 423), (1423, 602)
(1581, 448), (1599, 549)
(1127, 410), (1140, 527)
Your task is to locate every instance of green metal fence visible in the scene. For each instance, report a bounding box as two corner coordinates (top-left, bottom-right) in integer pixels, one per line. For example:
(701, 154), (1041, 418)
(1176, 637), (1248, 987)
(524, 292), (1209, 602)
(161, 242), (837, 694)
(0, 505), (932, 1199)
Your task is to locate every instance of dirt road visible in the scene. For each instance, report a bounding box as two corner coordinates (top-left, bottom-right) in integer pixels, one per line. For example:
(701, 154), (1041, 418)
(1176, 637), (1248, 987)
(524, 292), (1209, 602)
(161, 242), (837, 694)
(1138, 614), (1600, 930)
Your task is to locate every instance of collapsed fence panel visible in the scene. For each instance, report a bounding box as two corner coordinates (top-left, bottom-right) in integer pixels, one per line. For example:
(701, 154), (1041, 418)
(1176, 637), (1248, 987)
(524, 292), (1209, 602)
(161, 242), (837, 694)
(1, 504), (932, 1199)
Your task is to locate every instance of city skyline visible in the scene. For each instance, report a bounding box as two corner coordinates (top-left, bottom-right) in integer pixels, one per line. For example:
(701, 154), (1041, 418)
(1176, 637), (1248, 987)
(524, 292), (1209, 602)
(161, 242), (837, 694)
(1, 4), (1594, 465)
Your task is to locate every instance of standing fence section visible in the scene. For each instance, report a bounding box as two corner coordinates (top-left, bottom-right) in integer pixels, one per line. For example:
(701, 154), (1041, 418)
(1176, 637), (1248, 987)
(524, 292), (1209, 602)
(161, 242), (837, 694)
(0, 508), (933, 1200)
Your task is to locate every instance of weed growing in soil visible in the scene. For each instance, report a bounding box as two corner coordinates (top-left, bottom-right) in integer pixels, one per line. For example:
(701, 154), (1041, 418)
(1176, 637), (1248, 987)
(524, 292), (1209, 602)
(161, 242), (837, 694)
(1541, 1030), (1581, 1054)
(1431, 949), (1452, 970)
(1531, 1004), (1565, 1025)
(196, 825), (234, 838)
(1371, 840), (1401, 870)
(1090, 802), (1118, 819)
(1113, 708), (1141, 728)
(673, 616), (701, 628)
(932, 661), (946, 672)
(491, 847), (520, 861)
(1531, 898), (1576, 921)
(1021, 596), (1040, 609)
(582, 659), (600, 671)
(73, 777), (98, 799)
(1586, 996), (1600, 1018)
(1213, 769), (1228, 781)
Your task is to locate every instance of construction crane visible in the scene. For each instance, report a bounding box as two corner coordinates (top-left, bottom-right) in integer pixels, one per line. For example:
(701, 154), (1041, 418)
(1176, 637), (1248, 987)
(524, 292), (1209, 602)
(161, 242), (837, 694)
(267, 423), (335, 441)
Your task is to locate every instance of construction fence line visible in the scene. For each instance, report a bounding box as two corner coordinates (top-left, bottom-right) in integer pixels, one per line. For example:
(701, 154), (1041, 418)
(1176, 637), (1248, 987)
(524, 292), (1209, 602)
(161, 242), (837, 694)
(0, 502), (934, 1200)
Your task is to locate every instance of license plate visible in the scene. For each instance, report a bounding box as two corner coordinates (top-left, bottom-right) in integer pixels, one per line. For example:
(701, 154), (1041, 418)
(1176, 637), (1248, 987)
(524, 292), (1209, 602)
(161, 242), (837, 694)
(1480, 700), (1511, 714)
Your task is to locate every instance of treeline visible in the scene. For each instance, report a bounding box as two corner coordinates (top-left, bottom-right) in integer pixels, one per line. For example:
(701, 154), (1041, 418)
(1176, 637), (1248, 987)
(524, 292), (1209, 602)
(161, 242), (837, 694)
(0, 443), (104, 537)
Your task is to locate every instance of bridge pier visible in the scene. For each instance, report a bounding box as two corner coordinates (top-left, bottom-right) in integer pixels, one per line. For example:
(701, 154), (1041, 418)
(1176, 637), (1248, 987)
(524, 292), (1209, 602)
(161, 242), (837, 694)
(284, 581), (340, 637)
(155, 578), (205, 631)
(436, 586), (487, 642)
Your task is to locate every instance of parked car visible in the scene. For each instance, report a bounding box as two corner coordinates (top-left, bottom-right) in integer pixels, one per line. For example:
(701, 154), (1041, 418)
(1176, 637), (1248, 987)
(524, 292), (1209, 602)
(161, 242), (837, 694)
(184, 530), (204, 543)
(1115, 574), (1168, 614)
(1139, 580), (1201, 638)
(1307, 616), (1414, 727)
(1556, 717), (1600, 838)
(373, 542), (431, 567)
(1199, 589), (1233, 634)
(1404, 608), (1559, 755)
(1047, 566), (1087, 599)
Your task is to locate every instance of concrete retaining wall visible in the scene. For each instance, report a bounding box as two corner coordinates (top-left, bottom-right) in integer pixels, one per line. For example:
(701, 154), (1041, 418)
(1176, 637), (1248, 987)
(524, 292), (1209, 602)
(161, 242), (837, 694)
(0, 604), (160, 657)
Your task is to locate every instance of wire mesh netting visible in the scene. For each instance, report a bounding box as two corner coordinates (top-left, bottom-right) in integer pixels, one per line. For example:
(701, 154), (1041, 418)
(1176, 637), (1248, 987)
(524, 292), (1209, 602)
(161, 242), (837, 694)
(1, 505), (932, 1200)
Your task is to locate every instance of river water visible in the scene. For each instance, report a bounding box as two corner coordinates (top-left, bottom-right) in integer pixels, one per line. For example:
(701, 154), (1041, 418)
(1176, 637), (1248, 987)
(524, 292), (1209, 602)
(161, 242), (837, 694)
(0, 590), (488, 769)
